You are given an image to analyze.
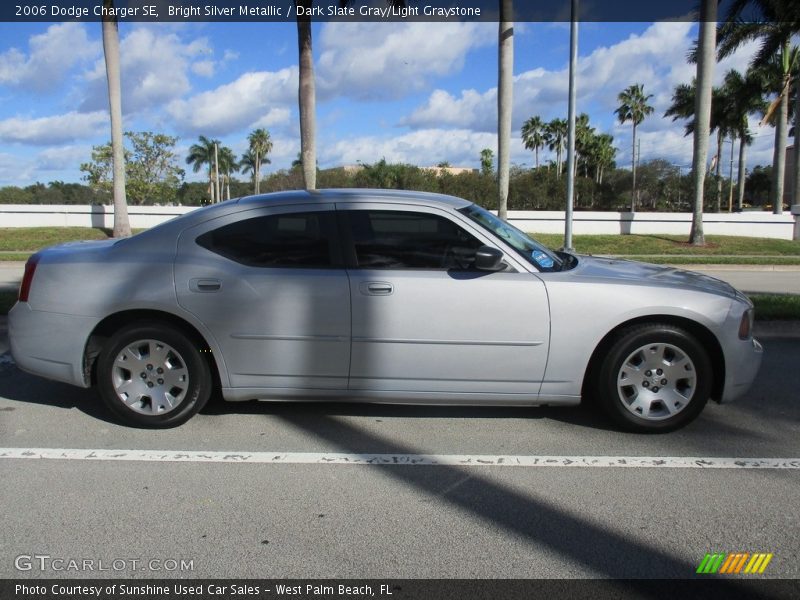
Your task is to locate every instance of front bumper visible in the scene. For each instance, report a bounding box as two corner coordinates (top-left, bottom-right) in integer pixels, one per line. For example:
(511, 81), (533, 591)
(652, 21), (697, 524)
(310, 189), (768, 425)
(9, 302), (96, 388)
(719, 336), (763, 403)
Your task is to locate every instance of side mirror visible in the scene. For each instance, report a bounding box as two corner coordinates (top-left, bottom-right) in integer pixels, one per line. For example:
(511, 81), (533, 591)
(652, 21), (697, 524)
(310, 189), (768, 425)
(474, 245), (505, 271)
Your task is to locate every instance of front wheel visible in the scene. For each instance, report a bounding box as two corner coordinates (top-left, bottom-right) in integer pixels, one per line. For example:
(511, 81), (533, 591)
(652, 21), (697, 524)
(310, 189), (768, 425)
(594, 324), (712, 433)
(96, 323), (212, 428)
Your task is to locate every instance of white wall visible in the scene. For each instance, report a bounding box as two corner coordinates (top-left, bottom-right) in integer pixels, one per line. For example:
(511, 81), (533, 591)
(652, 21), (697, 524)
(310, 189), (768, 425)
(0, 204), (797, 239)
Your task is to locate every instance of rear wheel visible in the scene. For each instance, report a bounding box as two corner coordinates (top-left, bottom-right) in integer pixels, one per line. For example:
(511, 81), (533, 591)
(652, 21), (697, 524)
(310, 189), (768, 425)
(96, 323), (212, 428)
(594, 324), (712, 432)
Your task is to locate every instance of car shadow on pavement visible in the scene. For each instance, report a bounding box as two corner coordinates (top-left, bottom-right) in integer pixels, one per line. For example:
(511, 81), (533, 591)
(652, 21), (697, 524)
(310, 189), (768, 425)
(268, 410), (779, 592)
(0, 366), (119, 426)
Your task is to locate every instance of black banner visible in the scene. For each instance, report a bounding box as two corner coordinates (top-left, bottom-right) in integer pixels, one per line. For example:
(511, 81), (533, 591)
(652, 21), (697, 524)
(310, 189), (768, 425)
(0, 0), (784, 24)
(3, 579), (800, 600)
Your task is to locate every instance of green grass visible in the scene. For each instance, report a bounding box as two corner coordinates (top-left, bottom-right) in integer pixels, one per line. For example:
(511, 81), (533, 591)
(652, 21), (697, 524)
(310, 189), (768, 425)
(531, 233), (800, 257)
(749, 294), (800, 321)
(0, 227), (113, 251)
(620, 256), (800, 266)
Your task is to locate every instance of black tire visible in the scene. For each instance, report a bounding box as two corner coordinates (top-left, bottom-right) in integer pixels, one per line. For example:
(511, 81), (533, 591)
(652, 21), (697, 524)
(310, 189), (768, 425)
(96, 323), (212, 428)
(593, 324), (712, 433)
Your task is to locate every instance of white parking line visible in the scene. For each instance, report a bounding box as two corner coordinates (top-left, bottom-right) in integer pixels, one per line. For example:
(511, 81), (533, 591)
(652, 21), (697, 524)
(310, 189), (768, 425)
(1, 448), (799, 469)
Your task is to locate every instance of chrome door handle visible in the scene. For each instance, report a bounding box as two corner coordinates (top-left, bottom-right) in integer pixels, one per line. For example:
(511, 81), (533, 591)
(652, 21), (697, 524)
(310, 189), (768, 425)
(360, 281), (394, 296)
(189, 278), (221, 292)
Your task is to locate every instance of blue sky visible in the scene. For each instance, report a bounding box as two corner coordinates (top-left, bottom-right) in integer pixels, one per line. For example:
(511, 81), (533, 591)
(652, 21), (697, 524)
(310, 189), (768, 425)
(0, 19), (771, 187)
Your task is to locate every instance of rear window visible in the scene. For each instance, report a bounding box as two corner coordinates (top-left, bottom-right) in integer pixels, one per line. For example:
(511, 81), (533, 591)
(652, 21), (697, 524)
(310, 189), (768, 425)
(196, 211), (338, 268)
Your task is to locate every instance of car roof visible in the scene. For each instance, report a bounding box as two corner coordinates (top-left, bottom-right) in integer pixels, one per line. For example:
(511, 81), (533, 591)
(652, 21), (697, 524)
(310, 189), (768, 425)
(236, 188), (472, 210)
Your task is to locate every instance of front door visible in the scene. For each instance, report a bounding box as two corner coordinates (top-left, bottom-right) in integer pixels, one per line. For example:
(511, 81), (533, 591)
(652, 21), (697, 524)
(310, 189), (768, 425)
(339, 204), (550, 398)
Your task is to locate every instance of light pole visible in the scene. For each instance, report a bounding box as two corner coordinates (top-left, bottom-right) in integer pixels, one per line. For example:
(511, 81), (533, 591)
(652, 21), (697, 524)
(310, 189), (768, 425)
(563, 0), (578, 252)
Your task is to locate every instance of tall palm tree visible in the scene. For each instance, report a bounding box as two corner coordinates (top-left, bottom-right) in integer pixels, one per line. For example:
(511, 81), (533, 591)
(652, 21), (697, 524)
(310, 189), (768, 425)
(247, 128), (273, 194)
(591, 133), (616, 184)
(521, 116), (545, 169)
(574, 113), (594, 178)
(615, 83), (654, 212)
(665, 80), (730, 212)
(717, 0), (800, 213)
(545, 118), (568, 178)
(101, 0), (130, 237)
(497, 0), (514, 221)
(295, 0), (316, 190)
(689, 0), (718, 245)
(240, 148), (270, 191)
(721, 68), (768, 211)
(186, 135), (219, 203)
(217, 146), (238, 201)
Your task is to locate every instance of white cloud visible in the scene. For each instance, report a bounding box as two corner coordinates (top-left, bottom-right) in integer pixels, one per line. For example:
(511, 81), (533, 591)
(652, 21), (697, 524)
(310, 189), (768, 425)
(0, 152), (35, 185)
(317, 21), (495, 100)
(191, 60), (216, 78)
(0, 111), (107, 145)
(166, 68), (296, 136)
(320, 128), (498, 169)
(37, 144), (93, 171)
(0, 23), (99, 92)
(404, 22), (766, 170)
(80, 27), (214, 114)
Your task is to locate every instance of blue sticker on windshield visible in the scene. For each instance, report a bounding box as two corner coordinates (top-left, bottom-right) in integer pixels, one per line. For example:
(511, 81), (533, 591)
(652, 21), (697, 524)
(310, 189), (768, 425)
(532, 250), (554, 268)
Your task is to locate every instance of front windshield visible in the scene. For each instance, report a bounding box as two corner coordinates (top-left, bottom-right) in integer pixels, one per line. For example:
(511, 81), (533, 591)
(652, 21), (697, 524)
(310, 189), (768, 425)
(459, 204), (563, 272)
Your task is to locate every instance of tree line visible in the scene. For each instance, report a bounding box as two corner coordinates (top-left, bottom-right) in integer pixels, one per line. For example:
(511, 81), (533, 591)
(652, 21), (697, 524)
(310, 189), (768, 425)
(2, 156), (775, 213)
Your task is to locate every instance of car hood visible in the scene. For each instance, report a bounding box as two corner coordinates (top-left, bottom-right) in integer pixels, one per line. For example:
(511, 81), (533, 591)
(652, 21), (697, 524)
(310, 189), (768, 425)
(572, 255), (737, 298)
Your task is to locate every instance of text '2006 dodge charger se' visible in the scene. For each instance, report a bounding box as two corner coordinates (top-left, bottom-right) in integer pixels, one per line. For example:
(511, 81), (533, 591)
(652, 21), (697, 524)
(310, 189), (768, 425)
(9, 189), (763, 431)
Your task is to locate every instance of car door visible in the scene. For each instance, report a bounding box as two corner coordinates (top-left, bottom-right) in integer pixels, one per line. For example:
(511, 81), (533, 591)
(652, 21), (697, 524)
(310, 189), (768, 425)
(339, 202), (550, 398)
(174, 204), (351, 391)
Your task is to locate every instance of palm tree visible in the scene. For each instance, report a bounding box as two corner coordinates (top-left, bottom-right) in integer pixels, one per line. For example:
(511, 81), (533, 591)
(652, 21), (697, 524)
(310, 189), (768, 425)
(247, 128), (273, 194)
(497, 0), (514, 221)
(521, 116), (545, 169)
(615, 83), (654, 212)
(665, 80), (730, 212)
(240, 148), (270, 191)
(689, 0), (718, 245)
(217, 146), (238, 201)
(721, 68), (768, 211)
(591, 133), (616, 184)
(101, 0), (130, 237)
(717, 0), (800, 213)
(574, 113), (594, 178)
(545, 118), (568, 178)
(295, 1), (316, 190)
(186, 135), (219, 203)
(479, 148), (494, 176)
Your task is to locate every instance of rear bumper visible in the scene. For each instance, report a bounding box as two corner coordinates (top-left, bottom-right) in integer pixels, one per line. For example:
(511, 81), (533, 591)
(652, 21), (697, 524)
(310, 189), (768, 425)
(9, 302), (95, 388)
(719, 336), (763, 403)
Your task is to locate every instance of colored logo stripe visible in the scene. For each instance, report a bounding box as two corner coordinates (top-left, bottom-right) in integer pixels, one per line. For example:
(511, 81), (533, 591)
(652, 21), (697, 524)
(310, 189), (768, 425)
(697, 552), (773, 574)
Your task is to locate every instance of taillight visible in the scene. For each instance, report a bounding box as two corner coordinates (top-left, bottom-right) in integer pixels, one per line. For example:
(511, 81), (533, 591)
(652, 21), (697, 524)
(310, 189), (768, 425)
(18, 254), (40, 302)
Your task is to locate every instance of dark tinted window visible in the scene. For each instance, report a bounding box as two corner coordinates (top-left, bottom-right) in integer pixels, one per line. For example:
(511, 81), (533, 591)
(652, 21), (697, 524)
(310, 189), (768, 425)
(347, 210), (483, 269)
(197, 211), (337, 268)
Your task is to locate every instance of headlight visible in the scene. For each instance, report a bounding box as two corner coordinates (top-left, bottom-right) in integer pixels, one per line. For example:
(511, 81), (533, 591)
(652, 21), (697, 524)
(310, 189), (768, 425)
(738, 308), (754, 340)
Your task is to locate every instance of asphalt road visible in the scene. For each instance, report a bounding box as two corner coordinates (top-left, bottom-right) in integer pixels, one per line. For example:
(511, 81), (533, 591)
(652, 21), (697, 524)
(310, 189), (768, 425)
(0, 330), (798, 580)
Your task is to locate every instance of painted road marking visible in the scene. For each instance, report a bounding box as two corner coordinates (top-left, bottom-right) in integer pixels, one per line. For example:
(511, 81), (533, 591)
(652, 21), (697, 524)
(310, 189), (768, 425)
(0, 448), (799, 469)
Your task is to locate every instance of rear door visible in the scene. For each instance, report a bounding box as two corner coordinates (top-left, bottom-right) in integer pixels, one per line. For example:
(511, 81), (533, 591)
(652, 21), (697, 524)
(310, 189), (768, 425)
(339, 202), (550, 398)
(175, 204), (351, 391)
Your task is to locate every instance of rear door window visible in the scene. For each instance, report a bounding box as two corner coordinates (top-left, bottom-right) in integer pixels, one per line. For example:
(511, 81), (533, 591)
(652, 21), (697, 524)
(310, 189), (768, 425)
(197, 211), (339, 268)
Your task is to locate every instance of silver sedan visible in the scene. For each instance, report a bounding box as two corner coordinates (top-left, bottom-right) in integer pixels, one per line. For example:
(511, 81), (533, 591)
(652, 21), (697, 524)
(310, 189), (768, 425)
(9, 189), (763, 431)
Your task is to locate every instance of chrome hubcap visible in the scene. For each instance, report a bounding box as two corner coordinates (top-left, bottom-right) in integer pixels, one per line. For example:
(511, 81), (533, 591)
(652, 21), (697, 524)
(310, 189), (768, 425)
(616, 343), (696, 421)
(112, 339), (189, 415)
